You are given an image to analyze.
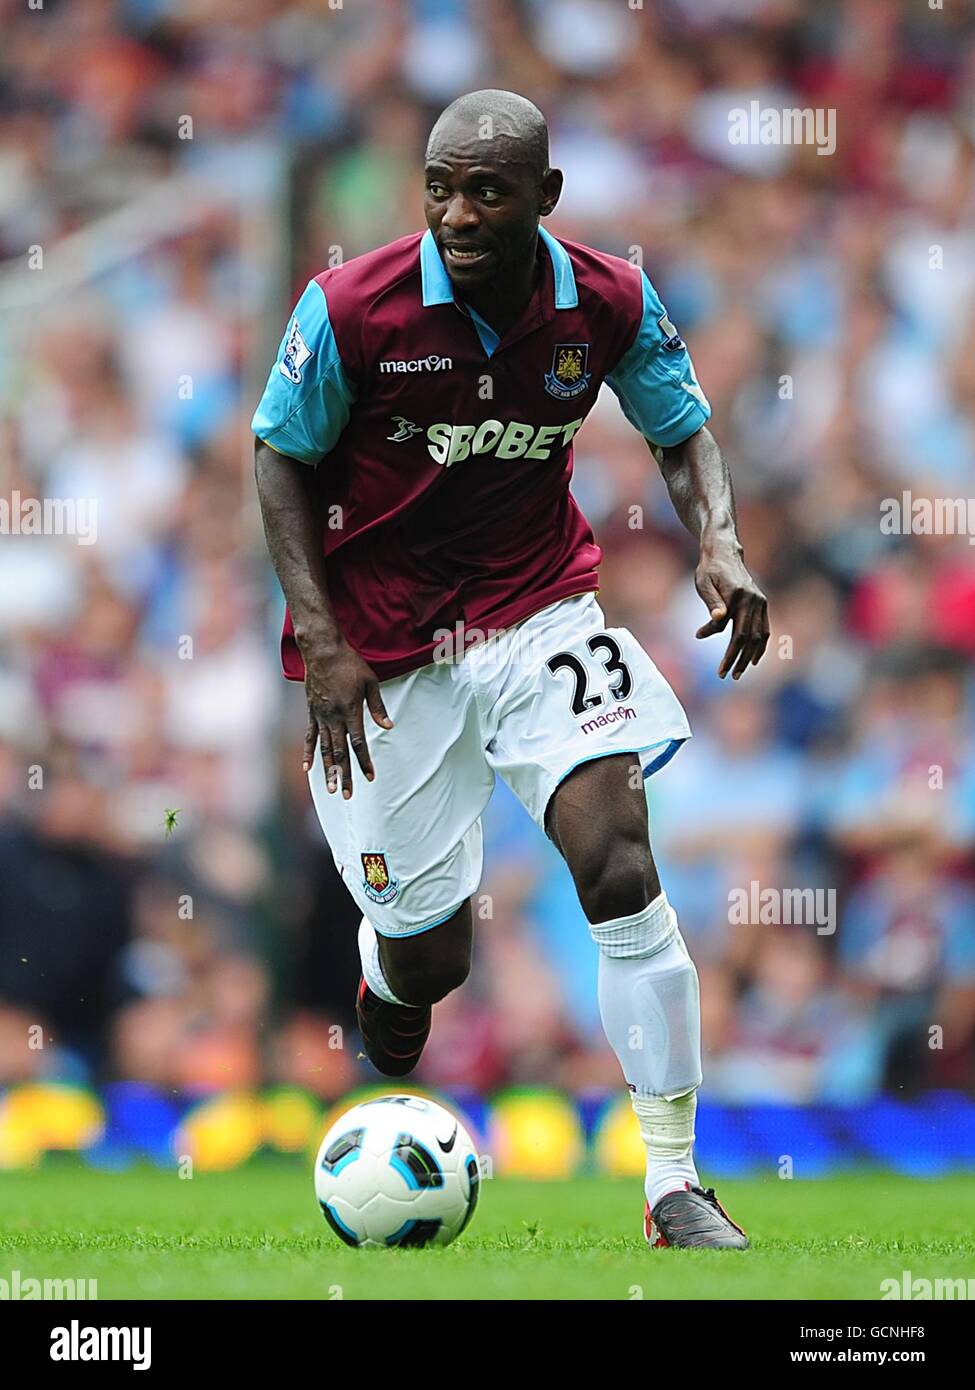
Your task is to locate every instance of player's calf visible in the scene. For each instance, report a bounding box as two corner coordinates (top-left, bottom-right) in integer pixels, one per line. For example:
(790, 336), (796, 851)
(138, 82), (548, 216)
(382, 952), (470, 1007)
(378, 902), (472, 1005)
(355, 905), (471, 1076)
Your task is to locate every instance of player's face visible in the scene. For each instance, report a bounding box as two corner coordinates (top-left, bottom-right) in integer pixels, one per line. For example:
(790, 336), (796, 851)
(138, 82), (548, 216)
(424, 133), (561, 292)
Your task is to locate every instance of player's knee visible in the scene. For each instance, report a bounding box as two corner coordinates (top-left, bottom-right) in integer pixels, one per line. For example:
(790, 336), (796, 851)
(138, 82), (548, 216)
(575, 830), (659, 924)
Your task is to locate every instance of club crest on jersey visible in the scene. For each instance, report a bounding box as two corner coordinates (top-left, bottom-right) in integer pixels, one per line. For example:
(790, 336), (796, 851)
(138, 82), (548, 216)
(361, 852), (399, 904)
(280, 318), (313, 384)
(544, 343), (591, 400)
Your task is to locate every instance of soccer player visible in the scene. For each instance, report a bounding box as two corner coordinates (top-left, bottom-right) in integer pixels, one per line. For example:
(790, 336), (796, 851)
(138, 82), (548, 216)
(253, 91), (768, 1250)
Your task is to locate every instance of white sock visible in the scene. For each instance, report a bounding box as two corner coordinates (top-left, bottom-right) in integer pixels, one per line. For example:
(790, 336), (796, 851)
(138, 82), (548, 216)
(633, 1089), (700, 1210)
(590, 895), (703, 1211)
(357, 916), (407, 1005)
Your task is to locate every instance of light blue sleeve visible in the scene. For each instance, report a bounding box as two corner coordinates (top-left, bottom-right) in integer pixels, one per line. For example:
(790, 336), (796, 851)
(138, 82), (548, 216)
(251, 279), (356, 464)
(605, 272), (711, 448)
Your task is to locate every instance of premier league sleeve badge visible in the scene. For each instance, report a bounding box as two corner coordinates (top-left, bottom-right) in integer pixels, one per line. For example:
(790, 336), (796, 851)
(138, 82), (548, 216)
(279, 317), (313, 384)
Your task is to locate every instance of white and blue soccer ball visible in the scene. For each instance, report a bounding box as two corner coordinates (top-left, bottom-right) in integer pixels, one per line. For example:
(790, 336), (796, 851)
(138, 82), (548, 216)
(314, 1095), (481, 1248)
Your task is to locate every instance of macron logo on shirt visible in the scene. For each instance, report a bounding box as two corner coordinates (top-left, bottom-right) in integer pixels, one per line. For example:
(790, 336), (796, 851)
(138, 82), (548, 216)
(379, 354), (453, 374)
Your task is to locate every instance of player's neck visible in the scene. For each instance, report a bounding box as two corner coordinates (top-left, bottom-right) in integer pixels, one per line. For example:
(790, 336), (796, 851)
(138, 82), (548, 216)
(460, 244), (541, 339)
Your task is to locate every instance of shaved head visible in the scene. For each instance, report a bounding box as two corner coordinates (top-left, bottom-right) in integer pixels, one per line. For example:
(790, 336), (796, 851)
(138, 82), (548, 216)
(426, 89), (550, 180)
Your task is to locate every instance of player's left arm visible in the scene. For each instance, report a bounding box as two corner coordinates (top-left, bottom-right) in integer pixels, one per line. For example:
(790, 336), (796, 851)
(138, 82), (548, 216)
(654, 425), (769, 679)
(605, 269), (769, 679)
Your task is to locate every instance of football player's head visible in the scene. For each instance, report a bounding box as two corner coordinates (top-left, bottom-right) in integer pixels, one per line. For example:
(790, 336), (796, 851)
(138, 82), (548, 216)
(424, 89), (563, 290)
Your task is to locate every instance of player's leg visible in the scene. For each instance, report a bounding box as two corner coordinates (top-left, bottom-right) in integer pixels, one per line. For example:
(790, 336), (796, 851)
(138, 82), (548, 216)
(546, 754), (700, 1201)
(309, 659), (492, 1077)
(375, 900), (473, 1005)
(544, 751), (660, 922)
(546, 752), (747, 1249)
(355, 900), (472, 1076)
(483, 593), (746, 1248)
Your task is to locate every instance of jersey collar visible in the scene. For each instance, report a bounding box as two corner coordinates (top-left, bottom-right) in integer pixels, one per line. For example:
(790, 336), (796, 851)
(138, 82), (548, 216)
(419, 227), (578, 310)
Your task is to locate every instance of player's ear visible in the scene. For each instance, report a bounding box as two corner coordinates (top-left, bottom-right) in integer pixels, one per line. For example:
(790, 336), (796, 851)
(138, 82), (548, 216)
(539, 167), (563, 218)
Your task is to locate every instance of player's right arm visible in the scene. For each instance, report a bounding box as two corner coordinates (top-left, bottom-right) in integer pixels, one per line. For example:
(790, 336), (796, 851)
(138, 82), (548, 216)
(252, 281), (392, 797)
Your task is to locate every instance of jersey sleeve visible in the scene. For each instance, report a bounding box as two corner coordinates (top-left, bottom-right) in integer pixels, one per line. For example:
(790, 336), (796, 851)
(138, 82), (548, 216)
(251, 279), (356, 464)
(605, 271), (711, 448)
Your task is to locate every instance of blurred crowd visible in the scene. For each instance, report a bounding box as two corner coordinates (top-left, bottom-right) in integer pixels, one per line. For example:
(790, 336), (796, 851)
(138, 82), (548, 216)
(1, 0), (974, 1104)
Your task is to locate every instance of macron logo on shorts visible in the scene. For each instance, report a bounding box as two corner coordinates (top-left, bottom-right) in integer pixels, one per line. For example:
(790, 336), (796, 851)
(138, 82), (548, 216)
(581, 705), (637, 734)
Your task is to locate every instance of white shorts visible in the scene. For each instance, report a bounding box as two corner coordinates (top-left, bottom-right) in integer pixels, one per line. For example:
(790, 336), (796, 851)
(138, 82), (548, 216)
(308, 592), (690, 936)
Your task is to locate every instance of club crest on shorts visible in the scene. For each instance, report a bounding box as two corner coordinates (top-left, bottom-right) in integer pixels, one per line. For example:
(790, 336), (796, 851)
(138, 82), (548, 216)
(361, 851), (399, 904)
(544, 343), (591, 399)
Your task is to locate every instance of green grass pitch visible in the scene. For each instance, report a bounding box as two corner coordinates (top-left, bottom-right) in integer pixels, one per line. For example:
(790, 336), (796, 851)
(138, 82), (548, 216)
(1, 1161), (972, 1300)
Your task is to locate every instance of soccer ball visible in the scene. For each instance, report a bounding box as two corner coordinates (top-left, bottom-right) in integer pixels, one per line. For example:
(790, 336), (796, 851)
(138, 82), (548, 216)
(314, 1094), (481, 1248)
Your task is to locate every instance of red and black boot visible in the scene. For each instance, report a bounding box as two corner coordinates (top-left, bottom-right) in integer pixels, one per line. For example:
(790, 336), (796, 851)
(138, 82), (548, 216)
(355, 977), (431, 1077)
(644, 1184), (749, 1249)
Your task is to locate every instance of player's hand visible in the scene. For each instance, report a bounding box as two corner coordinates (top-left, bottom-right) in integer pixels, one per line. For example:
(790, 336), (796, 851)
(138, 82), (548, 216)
(301, 641), (393, 797)
(694, 542), (770, 680)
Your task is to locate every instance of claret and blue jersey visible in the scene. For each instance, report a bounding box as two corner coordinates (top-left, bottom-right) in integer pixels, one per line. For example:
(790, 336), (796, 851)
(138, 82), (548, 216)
(252, 226), (711, 681)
